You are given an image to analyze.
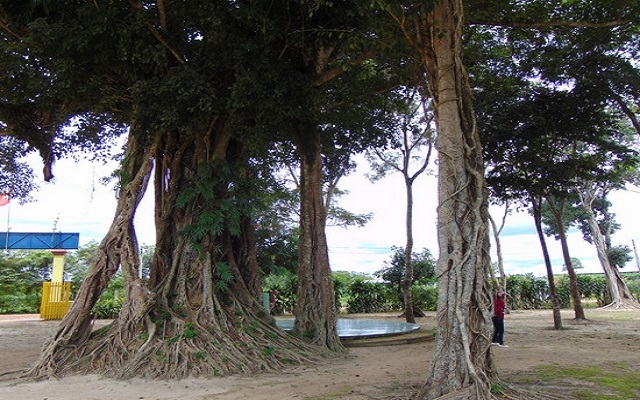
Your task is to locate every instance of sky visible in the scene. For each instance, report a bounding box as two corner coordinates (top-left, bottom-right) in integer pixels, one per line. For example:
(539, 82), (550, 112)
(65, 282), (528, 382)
(3, 153), (640, 278)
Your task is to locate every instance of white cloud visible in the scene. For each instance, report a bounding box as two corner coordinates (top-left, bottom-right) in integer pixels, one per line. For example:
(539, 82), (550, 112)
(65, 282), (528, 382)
(3, 155), (156, 248)
(5, 153), (640, 279)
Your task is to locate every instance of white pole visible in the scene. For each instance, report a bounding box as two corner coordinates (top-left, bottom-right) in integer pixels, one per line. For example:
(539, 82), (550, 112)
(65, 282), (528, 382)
(633, 239), (640, 273)
(4, 198), (10, 251)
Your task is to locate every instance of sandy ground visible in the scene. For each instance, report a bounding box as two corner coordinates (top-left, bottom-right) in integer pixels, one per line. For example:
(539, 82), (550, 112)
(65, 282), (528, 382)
(0, 309), (638, 400)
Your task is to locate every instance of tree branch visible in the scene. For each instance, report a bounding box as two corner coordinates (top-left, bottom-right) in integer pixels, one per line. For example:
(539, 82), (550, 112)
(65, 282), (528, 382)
(314, 50), (377, 86)
(471, 19), (632, 29)
(147, 25), (185, 64)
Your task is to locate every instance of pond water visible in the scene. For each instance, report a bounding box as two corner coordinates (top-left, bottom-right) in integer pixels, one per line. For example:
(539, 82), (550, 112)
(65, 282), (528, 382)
(275, 318), (420, 339)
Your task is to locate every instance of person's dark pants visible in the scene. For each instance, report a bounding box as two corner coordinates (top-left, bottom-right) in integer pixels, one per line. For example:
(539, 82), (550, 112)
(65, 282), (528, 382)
(492, 316), (504, 344)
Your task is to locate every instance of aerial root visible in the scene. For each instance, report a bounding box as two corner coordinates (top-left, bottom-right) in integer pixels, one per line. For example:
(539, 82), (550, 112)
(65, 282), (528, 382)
(24, 312), (333, 380)
(598, 301), (640, 310)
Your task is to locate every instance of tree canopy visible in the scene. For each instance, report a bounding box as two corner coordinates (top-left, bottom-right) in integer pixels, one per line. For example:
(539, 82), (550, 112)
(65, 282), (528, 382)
(0, 0), (639, 399)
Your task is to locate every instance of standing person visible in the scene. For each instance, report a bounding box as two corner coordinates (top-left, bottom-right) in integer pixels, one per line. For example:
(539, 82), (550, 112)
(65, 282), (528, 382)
(491, 289), (508, 347)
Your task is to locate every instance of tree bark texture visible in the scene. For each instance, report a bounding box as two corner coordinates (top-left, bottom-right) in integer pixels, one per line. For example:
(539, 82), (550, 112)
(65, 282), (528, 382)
(294, 129), (343, 352)
(578, 188), (637, 308)
(415, 1), (495, 398)
(531, 196), (563, 330)
(404, 178), (416, 323)
(29, 130), (158, 378)
(293, 40), (343, 352)
(547, 197), (585, 320)
(488, 210), (507, 292)
(29, 124), (327, 379)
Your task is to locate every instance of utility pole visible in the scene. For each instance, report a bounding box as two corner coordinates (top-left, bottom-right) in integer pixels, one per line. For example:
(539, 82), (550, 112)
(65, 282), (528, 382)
(632, 239), (640, 272)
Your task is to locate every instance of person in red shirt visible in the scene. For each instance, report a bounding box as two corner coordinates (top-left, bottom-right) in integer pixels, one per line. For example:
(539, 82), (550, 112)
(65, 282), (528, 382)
(491, 290), (508, 347)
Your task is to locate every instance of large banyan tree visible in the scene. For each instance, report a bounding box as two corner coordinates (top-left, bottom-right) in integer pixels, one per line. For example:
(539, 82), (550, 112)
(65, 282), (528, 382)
(0, 1), (341, 378)
(1, 0), (402, 379)
(384, 0), (639, 399)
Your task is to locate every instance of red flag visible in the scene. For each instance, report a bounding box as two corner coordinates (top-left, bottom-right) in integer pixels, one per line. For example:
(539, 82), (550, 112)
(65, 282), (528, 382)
(0, 193), (9, 207)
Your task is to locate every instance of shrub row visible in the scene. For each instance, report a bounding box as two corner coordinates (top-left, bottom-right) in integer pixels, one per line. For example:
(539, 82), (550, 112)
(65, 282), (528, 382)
(2, 271), (638, 316)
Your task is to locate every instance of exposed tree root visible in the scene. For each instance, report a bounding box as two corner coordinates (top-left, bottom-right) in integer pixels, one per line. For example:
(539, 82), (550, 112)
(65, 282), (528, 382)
(28, 307), (333, 380)
(492, 385), (572, 400)
(598, 300), (640, 310)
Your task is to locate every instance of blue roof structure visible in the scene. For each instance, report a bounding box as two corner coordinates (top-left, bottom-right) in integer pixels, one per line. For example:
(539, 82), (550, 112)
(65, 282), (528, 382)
(0, 232), (80, 250)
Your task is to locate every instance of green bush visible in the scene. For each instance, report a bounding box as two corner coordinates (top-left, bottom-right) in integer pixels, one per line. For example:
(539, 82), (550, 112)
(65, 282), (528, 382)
(576, 274), (607, 306)
(346, 280), (388, 313)
(556, 274), (609, 307)
(92, 297), (124, 319)
(505, 274), (550, 309)
(262, 268), (297, 315)
(622, 273), (640, 302)
(555, 276), (571, 309)
(0, 292), (41, 314)
(333, 271), (374, 312)
(412, 283), (438, 311)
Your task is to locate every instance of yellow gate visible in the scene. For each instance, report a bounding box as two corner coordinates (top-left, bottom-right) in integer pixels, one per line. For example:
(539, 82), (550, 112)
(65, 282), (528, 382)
(40, 282), (73, 320)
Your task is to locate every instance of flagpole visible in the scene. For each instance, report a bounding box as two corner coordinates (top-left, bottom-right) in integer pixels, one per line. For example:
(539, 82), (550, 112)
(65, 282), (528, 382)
(4, 199), (9, 251)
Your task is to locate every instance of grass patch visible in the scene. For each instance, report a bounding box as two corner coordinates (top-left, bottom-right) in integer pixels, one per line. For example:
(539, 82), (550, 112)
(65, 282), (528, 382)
(585, 310), (639, 323)
(302, 385), (353, 400)
(536, 363), (640, 399)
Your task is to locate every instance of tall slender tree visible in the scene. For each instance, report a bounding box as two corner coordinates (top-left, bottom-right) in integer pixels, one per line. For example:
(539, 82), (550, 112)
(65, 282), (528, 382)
(366, 87), (435, 323)
(384, 0), (639, 398)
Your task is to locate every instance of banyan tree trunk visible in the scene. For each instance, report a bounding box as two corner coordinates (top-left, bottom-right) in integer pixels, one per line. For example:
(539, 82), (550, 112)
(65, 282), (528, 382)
(28, 130), (158, 378)
(578, 188), (637, 308)
(29, 125), (327, 380)
(294, 129), (343, 352)
(415, 1), (495, 398)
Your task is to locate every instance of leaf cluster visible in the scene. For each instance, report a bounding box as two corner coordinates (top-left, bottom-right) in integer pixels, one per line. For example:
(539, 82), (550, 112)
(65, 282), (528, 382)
(374, 246), (436, 285)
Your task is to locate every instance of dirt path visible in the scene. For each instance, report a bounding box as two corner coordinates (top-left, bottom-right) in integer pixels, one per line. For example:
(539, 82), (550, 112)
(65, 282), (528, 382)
(0, 309), (638, 399)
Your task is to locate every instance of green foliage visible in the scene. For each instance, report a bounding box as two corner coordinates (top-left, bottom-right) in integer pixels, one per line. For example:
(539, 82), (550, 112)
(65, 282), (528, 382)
(374, 246), (436, 286)
(214, 262), (234, 292)
(92, 297), (124, 319)
(333, 270), (374, 311)
(262, 268), (298, 315)
(505, 274), (550, 310)
(182, 323), (197, 339)
(0, 250), (53, 289)
(576, 274), (608, 306)
(608, 245), (633, 270)
(178, 160), (260, 243)
(490, 383), (504, 395)
(91, 273), (125, 318)
(536, 364), (640, 400)
(0, 292), (40, 314)
(0, 250), (54, 313)
(412, 283), (438, 311)
(374, 246), (436, 310)
(506, 273), (612, 310)
(346, 279), (388, 313)
(625, 273), (640, 301)
(555, 274), (609, 308)
(256, 225), (299, 276)
(63, 241), (100, 293)
(0, 137), (38, 202)
(554, 276), (572, 309)
(263, 346), (275, 357)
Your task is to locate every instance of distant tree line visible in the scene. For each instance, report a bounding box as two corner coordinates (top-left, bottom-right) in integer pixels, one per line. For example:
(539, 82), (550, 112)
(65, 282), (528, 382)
(4, 244), (637, 316)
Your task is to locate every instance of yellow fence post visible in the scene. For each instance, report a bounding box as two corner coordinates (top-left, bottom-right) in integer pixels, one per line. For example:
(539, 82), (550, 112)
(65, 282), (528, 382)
(40, 250), (72, 320)
(51, 249), (66, 283)
(40, 282), (72, 320)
